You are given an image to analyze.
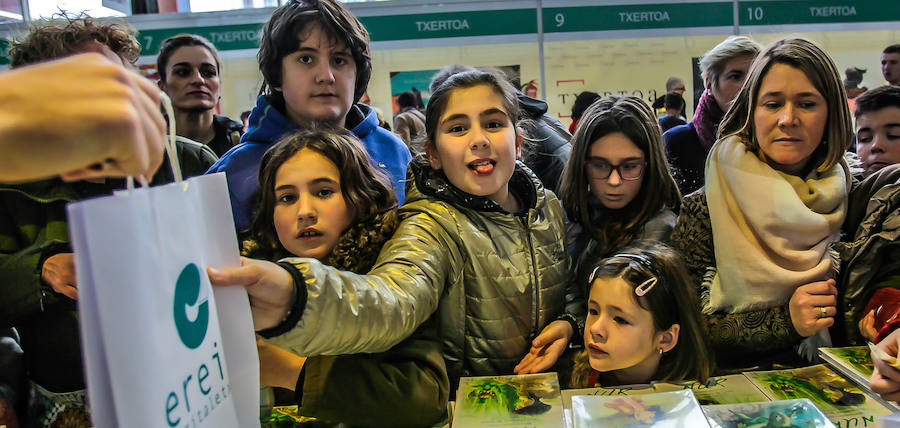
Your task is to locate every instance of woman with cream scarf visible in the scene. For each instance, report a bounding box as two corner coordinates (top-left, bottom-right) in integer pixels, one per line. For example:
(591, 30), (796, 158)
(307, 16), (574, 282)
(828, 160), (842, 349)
(671, 38), (853, 371)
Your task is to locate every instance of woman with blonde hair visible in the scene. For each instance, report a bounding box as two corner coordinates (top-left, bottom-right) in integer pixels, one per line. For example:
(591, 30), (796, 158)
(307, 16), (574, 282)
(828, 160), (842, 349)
(664, 36), (762, 195)
(671, 38), (853, 371)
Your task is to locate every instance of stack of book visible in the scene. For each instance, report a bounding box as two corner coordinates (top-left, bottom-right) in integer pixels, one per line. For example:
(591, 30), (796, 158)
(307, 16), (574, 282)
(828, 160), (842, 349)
(261, 346), (900, 427)
(452, 354), (899, 427)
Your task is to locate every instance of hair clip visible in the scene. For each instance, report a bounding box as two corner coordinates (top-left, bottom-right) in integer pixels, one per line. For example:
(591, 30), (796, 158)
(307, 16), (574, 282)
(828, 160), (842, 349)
(589, 265), (602, 285)
(634, 277), (658, 297)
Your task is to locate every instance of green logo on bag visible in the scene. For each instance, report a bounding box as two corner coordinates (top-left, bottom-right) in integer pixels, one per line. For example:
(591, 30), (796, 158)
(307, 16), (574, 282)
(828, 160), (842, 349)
(173, 263), (209, 349)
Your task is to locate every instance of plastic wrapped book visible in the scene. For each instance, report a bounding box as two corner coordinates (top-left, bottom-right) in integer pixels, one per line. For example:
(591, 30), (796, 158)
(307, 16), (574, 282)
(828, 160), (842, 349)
(702, 399), (835, 428)
(570, 389), (710, 428)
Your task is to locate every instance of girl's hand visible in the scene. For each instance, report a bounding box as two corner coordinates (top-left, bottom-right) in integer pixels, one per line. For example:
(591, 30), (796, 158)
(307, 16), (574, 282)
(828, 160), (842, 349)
(788, 279), (837, 337)
(872, 329), (900, 403)
(257, 338), (306, 390)
(207, 257), (294, 330)
(41, 253), (78, 300)
(514, 320), (573, 374)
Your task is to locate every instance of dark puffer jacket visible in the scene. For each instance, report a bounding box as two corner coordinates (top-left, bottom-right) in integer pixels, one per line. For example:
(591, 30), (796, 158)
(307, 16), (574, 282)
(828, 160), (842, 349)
(518, 92), (572, 193)
(834, 165), (900, 345)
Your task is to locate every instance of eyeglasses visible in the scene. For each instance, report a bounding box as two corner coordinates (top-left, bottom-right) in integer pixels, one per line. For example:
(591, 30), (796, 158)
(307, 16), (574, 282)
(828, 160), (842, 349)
(585, 159), (646, 181)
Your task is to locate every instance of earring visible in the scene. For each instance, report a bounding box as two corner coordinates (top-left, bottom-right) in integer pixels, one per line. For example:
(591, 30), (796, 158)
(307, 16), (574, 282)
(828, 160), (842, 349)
(658, 348), (664, 355)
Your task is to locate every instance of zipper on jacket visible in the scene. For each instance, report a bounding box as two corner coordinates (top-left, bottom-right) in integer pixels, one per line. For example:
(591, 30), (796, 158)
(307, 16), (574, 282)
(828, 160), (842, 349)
(521, 214), (541, 337)
(0, 187), (75, 204)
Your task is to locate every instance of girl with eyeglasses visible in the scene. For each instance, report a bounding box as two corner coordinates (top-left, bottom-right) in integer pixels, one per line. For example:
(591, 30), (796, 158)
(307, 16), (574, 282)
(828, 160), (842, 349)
(557, 95), (680, 291)
(515, 95), (680, 376)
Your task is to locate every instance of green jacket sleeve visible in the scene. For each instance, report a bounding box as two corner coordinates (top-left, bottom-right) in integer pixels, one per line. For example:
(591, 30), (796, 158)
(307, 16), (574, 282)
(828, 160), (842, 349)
(267, 205), (462, 356)
(671, 191), (801, 357)
(0, 194), (67, 326)
(0, 240), (48, 327)
(296, 317), (449, 427)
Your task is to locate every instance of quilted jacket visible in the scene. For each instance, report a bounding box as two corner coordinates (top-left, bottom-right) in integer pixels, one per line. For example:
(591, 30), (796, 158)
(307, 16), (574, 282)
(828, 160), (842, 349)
(267, 160), (576, 390)
(834, 164), (900, 345)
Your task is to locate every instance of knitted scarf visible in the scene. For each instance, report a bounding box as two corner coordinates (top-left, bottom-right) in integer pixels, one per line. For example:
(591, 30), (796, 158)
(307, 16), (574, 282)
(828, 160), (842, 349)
(691, 90), (726, 152)
(704, 136), (849, 313)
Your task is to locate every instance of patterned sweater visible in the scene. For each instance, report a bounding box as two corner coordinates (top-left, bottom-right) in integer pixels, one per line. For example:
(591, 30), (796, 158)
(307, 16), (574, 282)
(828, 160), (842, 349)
(671, 190), (804, 371)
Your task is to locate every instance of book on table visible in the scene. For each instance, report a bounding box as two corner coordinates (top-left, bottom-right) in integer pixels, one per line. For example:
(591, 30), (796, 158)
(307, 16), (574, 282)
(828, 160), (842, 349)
(818, 346), (874, 390)
(570, 389), (710, 428)
(560, 374), (769, 409)
(818, 345), (900, 412)
(702, 398), (835, 428)
(742, 364), (894, 428)
(453, 372), (564, 428)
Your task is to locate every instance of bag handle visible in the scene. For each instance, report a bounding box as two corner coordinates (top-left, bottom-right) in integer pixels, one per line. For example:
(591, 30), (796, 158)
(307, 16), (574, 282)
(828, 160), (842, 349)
(161, 92), (183, 183)
(126, 92), (182, 191)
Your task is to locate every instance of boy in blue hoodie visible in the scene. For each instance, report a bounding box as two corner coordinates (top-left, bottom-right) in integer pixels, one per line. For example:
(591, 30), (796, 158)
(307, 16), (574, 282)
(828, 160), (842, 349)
(207, 0), (411, 234)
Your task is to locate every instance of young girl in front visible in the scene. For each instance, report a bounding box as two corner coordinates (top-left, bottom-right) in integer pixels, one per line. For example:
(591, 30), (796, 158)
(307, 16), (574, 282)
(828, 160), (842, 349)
(209, 69), (576, 394)
(244, 130), (449, 427)
(515, 96), (682, 375)
(570, 242), (712, 387)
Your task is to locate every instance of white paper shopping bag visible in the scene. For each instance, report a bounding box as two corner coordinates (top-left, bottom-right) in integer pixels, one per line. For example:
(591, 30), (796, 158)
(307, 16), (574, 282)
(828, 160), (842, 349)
(67, 172), (259, 428)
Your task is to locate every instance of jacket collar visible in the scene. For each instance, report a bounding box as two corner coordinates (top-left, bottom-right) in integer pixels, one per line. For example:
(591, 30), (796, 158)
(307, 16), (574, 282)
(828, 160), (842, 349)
(347, 103), (377, 139)
(241, 95), (297, 145)
(241, 95), (377, 145)
(408, 158), (542, 214)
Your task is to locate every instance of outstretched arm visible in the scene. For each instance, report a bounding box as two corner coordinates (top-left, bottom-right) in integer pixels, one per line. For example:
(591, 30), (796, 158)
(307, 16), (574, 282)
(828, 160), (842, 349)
(210, 209), (460, 356)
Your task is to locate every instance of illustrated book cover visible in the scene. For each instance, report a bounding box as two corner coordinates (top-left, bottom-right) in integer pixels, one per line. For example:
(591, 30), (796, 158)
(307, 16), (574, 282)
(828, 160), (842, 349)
(743, 364), (893, 428)
(453, 372), (564, 427)
(561, 384), (659, 410)
(819, 346), (874, 390)
(570, 389), (711, 428)
(561, 375), (769, 409)
(652, 374), (771, 405)
(702, 398), (835, 428)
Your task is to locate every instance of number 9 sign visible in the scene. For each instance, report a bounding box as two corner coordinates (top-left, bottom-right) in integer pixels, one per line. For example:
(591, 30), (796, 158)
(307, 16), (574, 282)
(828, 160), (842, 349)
(555, 13), (565, 27)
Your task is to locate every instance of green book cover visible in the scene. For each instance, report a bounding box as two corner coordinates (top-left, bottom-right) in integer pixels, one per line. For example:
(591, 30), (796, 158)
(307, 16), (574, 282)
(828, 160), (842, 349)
(743, 364), (893, 428)
(454, 372), (564, 428)
(819, 346), (874, 389)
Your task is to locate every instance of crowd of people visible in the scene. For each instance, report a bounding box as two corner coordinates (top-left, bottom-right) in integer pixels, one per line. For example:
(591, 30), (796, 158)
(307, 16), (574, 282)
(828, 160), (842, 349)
(1, 1), (900, 427)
